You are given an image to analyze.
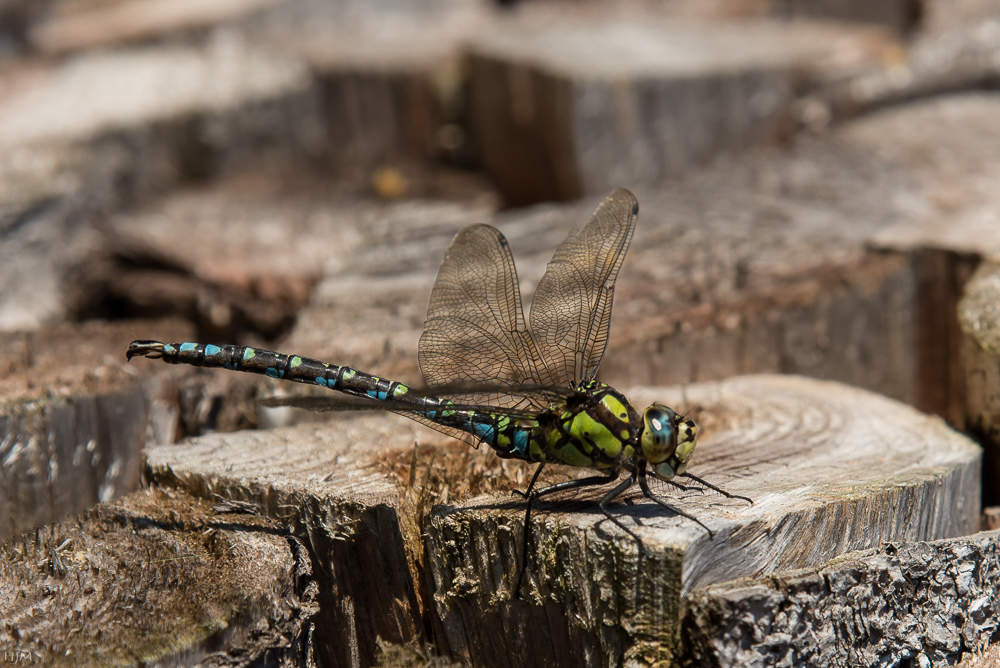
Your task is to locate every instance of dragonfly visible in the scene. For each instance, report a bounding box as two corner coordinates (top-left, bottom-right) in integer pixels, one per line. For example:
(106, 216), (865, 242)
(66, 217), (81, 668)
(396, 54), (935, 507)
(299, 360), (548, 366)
(127, 188), (751, 594)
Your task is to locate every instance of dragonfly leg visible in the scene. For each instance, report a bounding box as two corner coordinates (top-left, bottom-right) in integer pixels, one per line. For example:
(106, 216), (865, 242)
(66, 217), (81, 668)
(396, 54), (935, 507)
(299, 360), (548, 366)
(514, 470), (619, 598)
(679, 472), (753, 505)
(663, 479), (700, 493)
(514, 463), (546, 598)
(595, 473), (653, 557)
(638, 469), (714, 537)
(515, 463), (546, 500)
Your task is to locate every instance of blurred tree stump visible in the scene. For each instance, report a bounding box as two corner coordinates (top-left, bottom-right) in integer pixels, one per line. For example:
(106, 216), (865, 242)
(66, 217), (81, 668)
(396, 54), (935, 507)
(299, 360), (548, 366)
(467, 18), (895, 204)
(960, 261), (1000, 509)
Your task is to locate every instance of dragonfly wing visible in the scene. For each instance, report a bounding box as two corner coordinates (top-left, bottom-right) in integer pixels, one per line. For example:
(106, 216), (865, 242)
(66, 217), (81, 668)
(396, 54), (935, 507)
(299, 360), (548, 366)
(259, 394), (545, 418)
(258, 394), (543, 450)
(528, 188), (637, 385)
(419, 224), (545, 398)
(260, 395), (484, 447)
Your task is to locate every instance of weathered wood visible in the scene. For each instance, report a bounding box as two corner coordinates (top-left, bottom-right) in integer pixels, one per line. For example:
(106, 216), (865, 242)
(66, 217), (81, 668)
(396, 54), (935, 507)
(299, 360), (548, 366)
(811, 16), (1000, 124)
(30, 0), (288, 54)
(959, 261), (1000, 508)
(275, 95), (1000, 431)
(141, 375), (980, 666)
(0, 487), (317, 666)
(0, 320), (193, 539)
(0, 37), (323, 330)
(0, 37), (318, 164)
(466, 17), (895, 203)
(145, 414), (432, 668)
(71, 177), (324, 340)
(424, 376), (979, 666)
(959, 645), (1000, 668)
(685, 530), (1000, 666)
(253, 1), (489, 169)
(774, 0), (921, 33)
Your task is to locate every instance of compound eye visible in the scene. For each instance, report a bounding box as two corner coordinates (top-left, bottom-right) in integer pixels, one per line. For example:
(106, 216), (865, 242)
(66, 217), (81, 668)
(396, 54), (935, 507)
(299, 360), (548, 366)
(640, 405), (679, 464)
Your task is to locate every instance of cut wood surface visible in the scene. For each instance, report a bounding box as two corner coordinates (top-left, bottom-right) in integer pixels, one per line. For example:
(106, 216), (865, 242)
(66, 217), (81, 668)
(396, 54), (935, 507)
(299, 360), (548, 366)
(281, 93), (1000, 433)
(143, 374), (981, 666)
(0, 37), (313, 151)
(0, 487), (317, 666)
(466, 16), (895, 203)
(30, 0), (288, 54)
(959, 261), (1000, 507)
(0, 37), (322, 331)
(0, 320), (192, 540)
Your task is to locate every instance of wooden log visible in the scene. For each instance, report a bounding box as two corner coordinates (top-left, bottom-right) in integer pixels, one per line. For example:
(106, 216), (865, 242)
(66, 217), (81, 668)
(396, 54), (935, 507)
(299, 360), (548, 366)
(809, 17), (1000, 124)
(0, 487), (317, 665)
(144, 413), (433, 668)
(0, 319), (196, 540)
(257, 2), (490, 170)
(0, 36), (319, 169)
(466, 17), (896, 204)
(142, 375), (980, 666)
(774, 0), (921, 34)
(30, 0), (288, 54)
(959, 261), (1000, 508)
(278, 95), (1000, 434)
(0, 37), (323, 330)
(685, 530), (1000, 666)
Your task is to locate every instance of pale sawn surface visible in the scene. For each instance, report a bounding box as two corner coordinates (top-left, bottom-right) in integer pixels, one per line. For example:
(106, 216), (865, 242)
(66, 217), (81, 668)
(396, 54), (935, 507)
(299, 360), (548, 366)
(145, 374), (981, 667)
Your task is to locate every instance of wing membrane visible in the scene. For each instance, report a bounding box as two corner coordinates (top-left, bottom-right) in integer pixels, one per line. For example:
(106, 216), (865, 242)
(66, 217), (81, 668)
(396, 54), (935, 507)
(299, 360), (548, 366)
(529, 188), (637, 385)
(258, 393), (545, 449)
(419, 224), (547, 406)
(258, 394), (543, 418)
(418, 189), (637, 401)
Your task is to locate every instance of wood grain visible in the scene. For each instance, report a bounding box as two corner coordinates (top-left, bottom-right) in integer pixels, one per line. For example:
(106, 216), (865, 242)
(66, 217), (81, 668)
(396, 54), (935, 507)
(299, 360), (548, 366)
(144, 374), (980, 666)
(959, 261), (1000, 508)
(0, 320), (191, 540)
(0, 487), (317, 666)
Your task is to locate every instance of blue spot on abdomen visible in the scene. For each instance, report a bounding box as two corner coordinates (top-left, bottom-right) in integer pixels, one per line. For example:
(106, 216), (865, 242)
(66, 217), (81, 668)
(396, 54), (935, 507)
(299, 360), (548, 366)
(512, 430), (529, 455)
(472, 422), (496, 444)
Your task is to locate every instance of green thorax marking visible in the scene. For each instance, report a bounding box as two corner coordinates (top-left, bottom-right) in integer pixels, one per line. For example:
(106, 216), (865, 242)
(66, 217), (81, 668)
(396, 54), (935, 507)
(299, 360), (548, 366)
(533, 381), (640, 470)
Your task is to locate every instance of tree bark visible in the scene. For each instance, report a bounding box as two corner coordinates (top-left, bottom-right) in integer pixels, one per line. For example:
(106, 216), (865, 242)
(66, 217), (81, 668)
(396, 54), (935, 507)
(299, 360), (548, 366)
(0, 487), (318, 667)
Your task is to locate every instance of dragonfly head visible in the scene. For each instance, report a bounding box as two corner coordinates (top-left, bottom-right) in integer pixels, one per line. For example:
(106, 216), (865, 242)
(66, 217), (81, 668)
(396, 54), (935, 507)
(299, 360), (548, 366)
(640, 404), (698, 480)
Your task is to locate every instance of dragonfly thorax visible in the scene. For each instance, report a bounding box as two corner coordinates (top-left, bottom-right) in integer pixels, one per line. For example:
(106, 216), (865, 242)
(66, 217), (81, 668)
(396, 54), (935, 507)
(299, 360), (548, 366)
(640, 405), (698, 481)
(542, 382), (641, 471)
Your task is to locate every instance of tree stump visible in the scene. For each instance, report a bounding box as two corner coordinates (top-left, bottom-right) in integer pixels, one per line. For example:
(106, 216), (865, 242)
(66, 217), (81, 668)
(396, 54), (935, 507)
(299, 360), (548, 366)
(142, 374), (980, 666)
(467, 17), (895, 204)
(685, 530), (1000, 666)
(0, 320), (192, 540)
(0, 487), (317, 666)
(959, 261), (1000, 508)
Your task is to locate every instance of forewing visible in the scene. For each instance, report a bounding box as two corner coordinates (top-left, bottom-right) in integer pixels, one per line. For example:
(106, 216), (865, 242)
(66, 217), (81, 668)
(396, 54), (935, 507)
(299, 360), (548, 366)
(419, 224), (545, 403)
(528, 188), (638, 386)
(258, 393), (546, 449)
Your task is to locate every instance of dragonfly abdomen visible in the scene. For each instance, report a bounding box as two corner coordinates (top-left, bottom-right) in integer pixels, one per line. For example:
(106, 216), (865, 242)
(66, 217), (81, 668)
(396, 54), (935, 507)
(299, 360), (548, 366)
(127, 341), (541, 457)
(126, 341), (416, 404)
